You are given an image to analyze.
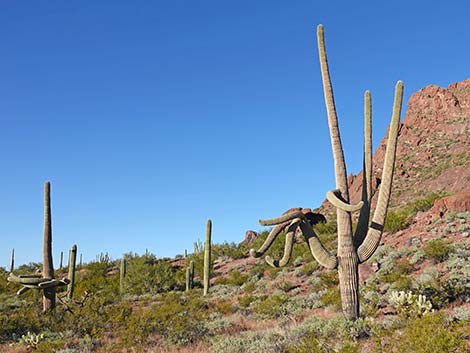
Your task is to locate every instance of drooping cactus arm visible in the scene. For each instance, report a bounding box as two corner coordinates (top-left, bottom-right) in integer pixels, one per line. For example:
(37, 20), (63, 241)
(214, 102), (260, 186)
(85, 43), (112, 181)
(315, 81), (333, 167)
(258, 210), (305, 226)
(299, 221), (337, 269)
(265, 222), (298, 268)
(317, 24), (349, 196)
(250, 223), (286, 258)
(326, 189), (364, 212)
(354, 91), (373, 245)
(358, 81), (403, 263)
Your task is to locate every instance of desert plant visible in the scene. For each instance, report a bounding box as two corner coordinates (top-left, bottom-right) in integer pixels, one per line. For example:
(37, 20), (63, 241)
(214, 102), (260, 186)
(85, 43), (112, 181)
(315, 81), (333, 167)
(9, 248), (14, 273)
(204, 219), (212, 296)
(388, 290), (433, 318)
(250, 25), (403, 320)
(7, 182), (69, 312)
(67, 244), (77, 300)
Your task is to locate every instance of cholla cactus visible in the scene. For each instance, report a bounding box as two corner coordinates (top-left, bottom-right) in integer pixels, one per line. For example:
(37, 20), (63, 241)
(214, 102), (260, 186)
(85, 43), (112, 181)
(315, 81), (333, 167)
(389, 290), (433, 318)
(250, 25), (403, 320)
(19, 332), (45, 348)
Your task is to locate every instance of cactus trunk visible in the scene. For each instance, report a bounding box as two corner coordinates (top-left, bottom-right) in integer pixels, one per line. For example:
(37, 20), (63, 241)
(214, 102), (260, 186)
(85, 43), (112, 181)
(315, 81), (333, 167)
(203, 219), (212, 296)
(120, 258), (126, 295)
(10, 248), (14, 273)
(59, 251), (63, 269)
(67, 245), (77, 300)
(42, 181), (55, 312)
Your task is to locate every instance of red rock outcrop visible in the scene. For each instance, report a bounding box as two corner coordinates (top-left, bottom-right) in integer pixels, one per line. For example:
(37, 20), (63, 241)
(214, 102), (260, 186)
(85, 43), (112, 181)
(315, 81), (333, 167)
(345, 78), (470, 209)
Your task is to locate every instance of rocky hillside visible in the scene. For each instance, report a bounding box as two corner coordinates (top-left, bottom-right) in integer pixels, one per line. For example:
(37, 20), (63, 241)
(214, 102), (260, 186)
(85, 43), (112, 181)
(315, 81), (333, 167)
(347, 78), (470, 208)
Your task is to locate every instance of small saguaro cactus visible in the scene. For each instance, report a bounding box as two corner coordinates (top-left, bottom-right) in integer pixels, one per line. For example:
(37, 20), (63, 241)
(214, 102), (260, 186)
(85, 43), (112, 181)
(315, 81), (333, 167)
(250, 25), (403, 320)
(79, 253), (83, 268)
(67, 244), (77, 300)
(10, 248), (14, 273)
(186, 260), (194, 291)
(59, 251), (63, 270)
(120, 257), (127, 295)
(7, 182), (70, 312)
(203, 219), (212, 296)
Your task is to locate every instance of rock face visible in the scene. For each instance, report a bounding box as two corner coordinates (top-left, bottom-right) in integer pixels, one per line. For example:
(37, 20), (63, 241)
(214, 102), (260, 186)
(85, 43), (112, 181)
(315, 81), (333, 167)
(244, 230), (259, 244)
(430, 188), (470, 217)
(344, 78), (470, 209)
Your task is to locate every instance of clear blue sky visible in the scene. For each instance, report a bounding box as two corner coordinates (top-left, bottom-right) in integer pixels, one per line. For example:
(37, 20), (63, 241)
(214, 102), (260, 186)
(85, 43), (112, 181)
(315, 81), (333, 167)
(1, 1), (469, 268)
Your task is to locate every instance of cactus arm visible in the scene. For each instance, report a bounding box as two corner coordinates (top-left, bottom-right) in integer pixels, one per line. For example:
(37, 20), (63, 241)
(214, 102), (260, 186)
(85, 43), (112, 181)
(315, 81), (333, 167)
(317, 24), (349, 197)
(299, 221), (337, 269)
(250, 223), (286, 258)
(265, 222), (298, 268)
(354, 91), (373, 246)
(17, 287), (31, 295)
(258, 210), (305, 226)
(8, 273), (52, 285)
(358, 81), (403, 262)
(326, 190), (364, 212)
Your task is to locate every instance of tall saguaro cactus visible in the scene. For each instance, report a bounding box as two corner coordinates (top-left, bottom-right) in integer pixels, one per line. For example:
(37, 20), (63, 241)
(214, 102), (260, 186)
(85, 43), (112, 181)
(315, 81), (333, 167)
(67, 244), (77, 300)
(203, 219), (212, 296)
(42, 181), (55, 312)
(250, 25), (403, 320)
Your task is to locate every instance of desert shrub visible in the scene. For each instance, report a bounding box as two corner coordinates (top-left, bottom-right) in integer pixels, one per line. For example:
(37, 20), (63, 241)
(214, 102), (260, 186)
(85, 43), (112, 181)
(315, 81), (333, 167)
(213, 241), (247, 260)
(394, 313), (467, 353)
(253, 292), (289, 318)
(211, 329), (285, 353)
(238, 294), (257, 308)
(385, 192), (447, 233)
(319, 270), (339, 288)
(214, 270), (248, 286)
(122, 255), (180, 295)
(422, 239), (453, 262)
(319, 288), (342, 310)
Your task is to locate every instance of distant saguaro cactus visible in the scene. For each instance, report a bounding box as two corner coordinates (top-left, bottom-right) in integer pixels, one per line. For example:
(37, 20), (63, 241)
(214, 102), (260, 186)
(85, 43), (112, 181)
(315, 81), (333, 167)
(203, 219), (212, 296)
(10, 248), (14, 273)
(59, 251), (63, 269)
(120, 258), (127, 295)
(42, 181), (55, 312)
(67, 244), (77, 300)
(250, 25), (403, 320)
(186, 260), (194, 292)
(7, 182), (70, 311)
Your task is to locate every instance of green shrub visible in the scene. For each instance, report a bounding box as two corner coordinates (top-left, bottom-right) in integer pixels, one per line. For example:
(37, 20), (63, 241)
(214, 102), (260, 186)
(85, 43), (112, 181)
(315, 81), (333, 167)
(385, 192), (447, 233)
(214, 270), (248, 286)
(422, 239), (453, 262)
(253, 293), (289, 318)
(395, 313), (467, 353)
(319, 288), (342, 310)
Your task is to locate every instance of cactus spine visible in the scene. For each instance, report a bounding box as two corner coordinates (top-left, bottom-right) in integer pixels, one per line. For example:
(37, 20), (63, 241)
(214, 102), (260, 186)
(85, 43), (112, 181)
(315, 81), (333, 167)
(67, 244), (77, 300)
(10, 248), (14, 273)
(120, 258), (126, 295)
(250, 25), (403, 320)
(42, 181), (55, 312)
(203, 219), (212, 296)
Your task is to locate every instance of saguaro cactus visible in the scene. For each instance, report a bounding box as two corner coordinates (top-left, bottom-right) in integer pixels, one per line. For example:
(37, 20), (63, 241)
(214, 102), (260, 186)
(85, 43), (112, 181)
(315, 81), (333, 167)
(10, 248), (14, 273)
(67, 244), (77, 300)
(59, 251), (63, 270)
(203, 219), (212, 296)
(120, 257), (127, 295)
(250, 25), (403, 320)
(186, 260), (194, 292)
(7, 182), (69, 310)
(42, 181), (56, 312)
